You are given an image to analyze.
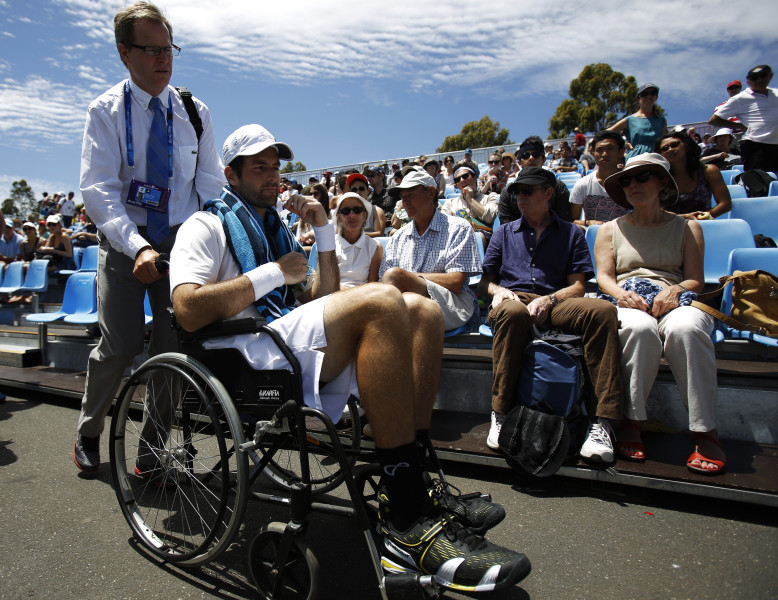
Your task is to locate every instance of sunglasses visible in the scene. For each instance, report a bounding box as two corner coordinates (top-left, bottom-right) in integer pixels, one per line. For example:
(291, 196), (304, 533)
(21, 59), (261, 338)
(727, 85), (742, 90)
(339, 206), (366, 215)
(748, 73), (770, 80)
(639, 90), (658, 97)
(520, 150), (544, 160)
(444, 158), (453, 163)
(515, 185), (539, 196)
(454, 172), (472, 183)
(658, 139), (683, 153)
(350, 185), (367, 193)
(619, 171), (653, 188)
(488, 160), (500, 164)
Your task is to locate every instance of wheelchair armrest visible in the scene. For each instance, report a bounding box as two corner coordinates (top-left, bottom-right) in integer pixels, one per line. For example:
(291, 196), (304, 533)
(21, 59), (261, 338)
(169, 307), (268, 341)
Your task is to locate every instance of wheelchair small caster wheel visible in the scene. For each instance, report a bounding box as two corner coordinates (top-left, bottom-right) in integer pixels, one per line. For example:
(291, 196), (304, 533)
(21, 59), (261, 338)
(248, 522), (319, 600)
(383, 573), (441, 599)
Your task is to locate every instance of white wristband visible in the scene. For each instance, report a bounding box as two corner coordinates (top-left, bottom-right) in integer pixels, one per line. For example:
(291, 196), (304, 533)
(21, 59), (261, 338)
(245, 262), (285, 302)
(313, 222), (336, 252)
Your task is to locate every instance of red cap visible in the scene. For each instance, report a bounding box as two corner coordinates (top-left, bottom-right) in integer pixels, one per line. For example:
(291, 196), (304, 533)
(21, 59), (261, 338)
(346, 173), (368, 188)
(726, 80), (742, 90)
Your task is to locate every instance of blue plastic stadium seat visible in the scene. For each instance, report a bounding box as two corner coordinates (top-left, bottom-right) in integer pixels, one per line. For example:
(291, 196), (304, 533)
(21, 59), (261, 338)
(72, 246), (84, 270)
(729, 197), (778, 243)
(308, 242), (318, 270)
(696, 219), (755, 284)
(726, 184), (747, 200)
(143, 292), (153, 325)
(25, 272), (97, 323)
(712, 248), (778, 347)
(769, 180), (778, 197)
(584, 224), (601, 279)
(470, 230), (486, 286)
(59, 244), (98, 275)
(0, 262), (25, 295)
(15, 259), (49, 295)
(376, 237), (390, 252)
(719, 169), (739, 185)
(732, 164), (744, 172)
(479, 323), (494, 337)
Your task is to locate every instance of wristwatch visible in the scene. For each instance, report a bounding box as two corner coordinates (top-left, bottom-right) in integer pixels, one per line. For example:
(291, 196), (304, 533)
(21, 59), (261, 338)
(547, 293), (559, 307)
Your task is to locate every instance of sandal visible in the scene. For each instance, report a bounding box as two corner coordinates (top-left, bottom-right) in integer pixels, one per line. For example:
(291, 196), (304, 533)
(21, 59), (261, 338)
(687, 432), (726, 475)
(615, 421), (645, 462)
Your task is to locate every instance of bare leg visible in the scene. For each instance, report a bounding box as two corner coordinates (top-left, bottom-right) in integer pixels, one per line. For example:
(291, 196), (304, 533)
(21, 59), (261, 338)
(401, 292), (444, 431)
(319, 283), (416, 449)
(381, 267), (429, 297)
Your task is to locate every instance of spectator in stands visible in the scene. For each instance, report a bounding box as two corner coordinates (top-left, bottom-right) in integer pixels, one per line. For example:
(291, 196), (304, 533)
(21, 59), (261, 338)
(700, 128), (741, 169)
(544, 143), (554, 166)
(20, 221), (43, 263)
(441, 155), (456, 187)
(595, 153), (725, 474)
(709, 64), (778, 173)
(423, 159), (447, 199)
(726, 80), (742, 98)
(479, 167), (623, 462)
(334, 192), (383, 288)
(499, 136), (571, 224)
(570, 130), (628, 227)
(551, 145), (579, 173)
(70, 212), (99, 248)
(346, 173), (385, 238)
(365, 165), (393, 227)
(294, 183), (331, 253)
(456, 148), (480, 180)
(321, 171), (333, 194)
(655, 131), (732, 219)
(609, 83), (668, 159)
(442, 165), (499, 247)
(37, 220), (49, 241)
(37, 215), (75, 272)
(58, 191), (77, 228)
(171, 124), (526, 588)
(574, 127), (586, 153)
(0, 217), (22, 267)
(38, 194), (51, 221)
(478, 153), (509, 194)
(381, 169), (481, 332)
(578, 140), (596, 174)
(501, 152), (517, 177)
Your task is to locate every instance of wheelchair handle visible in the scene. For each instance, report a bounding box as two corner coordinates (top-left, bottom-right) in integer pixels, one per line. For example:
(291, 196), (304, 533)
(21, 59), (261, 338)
(155, 252), (170, 274)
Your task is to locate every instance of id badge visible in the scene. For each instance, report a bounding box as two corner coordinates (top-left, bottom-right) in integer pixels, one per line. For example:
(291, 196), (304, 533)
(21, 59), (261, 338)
(126, 179), (171, 214)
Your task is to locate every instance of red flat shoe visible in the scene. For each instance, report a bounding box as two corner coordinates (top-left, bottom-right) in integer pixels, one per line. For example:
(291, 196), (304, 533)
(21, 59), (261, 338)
(687, 432), (726, 475)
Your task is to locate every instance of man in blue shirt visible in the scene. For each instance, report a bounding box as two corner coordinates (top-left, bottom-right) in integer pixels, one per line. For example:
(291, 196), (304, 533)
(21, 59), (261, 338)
(479, 168), (623, 463)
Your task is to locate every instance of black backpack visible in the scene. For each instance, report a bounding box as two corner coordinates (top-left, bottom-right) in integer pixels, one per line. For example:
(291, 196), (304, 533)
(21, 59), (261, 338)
(732, 170), (776, 197)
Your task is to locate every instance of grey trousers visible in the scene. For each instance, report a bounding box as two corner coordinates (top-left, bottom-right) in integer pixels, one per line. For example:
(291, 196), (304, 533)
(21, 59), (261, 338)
(76, 232), (178, 438)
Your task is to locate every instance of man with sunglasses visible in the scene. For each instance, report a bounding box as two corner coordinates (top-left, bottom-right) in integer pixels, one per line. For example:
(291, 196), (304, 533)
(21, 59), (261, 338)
(478, 153), (509, 194)
(479, 167), (623, 462)
(442, 165), (499, 247)
(73, 1), (224, 473)
(710, 64), (778, 173)
(364, 165), (393, 229)
(498, 136), (571, 225)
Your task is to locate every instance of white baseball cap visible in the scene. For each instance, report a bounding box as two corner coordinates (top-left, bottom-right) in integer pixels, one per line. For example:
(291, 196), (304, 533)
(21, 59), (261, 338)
(222, 124), (294, 166)
(388, 168), (437, 198)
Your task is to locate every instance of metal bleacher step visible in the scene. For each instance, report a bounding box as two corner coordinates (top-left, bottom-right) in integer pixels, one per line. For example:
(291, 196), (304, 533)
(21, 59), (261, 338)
(0, 344), (41, 368)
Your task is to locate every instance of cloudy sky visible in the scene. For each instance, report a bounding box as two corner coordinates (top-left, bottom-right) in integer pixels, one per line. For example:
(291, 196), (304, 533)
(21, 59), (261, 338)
(0, 0), (775, 208)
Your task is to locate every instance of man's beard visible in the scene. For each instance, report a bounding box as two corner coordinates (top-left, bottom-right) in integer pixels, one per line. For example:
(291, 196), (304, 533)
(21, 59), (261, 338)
(237, 186), (278, 210)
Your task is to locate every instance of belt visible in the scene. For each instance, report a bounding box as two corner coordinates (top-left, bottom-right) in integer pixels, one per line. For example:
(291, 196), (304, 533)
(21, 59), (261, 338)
(137, 224), (182, 238)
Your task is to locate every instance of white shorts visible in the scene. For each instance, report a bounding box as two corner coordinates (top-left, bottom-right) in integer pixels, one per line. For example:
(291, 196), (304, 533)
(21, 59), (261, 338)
(202, 295), (358, 423)
(424, 279), (475, 330)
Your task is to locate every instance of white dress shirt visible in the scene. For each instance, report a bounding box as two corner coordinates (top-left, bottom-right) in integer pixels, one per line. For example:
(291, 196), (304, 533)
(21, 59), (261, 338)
(79, 78), (225, 258)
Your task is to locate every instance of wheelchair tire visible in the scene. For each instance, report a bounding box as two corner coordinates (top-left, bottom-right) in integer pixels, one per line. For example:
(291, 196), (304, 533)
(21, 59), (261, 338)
(260, 396), (362, 495)
(109, 352), (249, 566)
(249, 522), (319, 600)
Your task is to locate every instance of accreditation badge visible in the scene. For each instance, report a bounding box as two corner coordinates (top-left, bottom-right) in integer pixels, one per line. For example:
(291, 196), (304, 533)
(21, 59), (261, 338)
(126, 179), (171, 214)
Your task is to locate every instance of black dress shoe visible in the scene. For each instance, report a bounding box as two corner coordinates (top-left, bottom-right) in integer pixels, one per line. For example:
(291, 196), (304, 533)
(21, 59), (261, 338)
(73, 434), (100, 472)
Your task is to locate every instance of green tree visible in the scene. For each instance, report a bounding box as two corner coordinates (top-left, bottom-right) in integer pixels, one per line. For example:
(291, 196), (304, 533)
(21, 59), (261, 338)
(436, 116), (512, 153)
(280, 161), (307, 174)
(548, 63), (665, 138)
(4, 179), (36, 218)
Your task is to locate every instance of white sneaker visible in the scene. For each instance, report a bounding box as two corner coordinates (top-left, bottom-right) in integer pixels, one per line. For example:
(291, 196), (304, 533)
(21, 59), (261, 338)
(486, 411), (506, 451)
(580, 418), (614, 464)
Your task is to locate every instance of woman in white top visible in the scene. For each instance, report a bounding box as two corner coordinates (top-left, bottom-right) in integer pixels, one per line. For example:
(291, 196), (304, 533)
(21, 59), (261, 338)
(335, 192), (383, 289)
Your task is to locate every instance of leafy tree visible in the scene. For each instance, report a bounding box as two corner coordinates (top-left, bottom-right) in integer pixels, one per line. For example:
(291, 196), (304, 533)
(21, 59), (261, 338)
(548, 63), (665, 138)
(280, 161), (307, 174)
(437, 116), (512, 153)
(3, 179), (36, 218)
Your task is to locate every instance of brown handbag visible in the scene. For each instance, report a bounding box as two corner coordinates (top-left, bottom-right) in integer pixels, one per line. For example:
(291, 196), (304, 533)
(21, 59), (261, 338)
(691, 270), (778, 337)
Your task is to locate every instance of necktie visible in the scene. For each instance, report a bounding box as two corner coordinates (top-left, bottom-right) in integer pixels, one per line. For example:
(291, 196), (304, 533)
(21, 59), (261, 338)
(146, 96), (170, 244)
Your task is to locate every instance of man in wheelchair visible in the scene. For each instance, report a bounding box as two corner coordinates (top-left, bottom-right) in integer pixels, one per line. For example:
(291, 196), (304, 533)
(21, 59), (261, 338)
(168, 124), (530, 592)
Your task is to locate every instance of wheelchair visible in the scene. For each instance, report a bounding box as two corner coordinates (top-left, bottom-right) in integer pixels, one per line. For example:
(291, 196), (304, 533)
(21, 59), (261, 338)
(108, 313), (476, 600)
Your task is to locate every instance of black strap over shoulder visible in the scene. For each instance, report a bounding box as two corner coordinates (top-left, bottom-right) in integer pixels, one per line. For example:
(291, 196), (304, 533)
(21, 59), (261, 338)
(175, 86), (203, 143)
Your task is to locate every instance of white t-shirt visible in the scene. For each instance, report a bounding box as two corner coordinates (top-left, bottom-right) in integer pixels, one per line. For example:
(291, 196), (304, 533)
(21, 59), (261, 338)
(714, 87), (778, 144)
(569, 172), (628, 222)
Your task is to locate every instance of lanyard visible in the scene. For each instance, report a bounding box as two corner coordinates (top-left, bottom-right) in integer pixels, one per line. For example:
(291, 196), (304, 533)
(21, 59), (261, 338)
(124, 81), (174, 179)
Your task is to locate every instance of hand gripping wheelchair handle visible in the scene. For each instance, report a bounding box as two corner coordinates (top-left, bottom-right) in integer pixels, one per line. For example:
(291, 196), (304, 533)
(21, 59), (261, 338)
(155, 252), (170, 274)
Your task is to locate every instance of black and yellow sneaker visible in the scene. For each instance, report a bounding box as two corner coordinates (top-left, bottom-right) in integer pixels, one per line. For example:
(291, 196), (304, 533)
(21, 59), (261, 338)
(379, 511), (531, 592)
(427, 478), (506, 535)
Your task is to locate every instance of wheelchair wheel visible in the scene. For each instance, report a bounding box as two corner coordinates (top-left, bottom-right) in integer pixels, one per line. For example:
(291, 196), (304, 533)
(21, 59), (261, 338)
(110, 352), (249, 566)
(259, 397), (362, 495)
(353, 463), (383, 529)
(249, 522), (319, 600)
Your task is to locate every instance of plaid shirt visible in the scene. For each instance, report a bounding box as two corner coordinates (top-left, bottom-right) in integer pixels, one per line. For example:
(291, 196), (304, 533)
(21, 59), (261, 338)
(380, 209), (481, 296)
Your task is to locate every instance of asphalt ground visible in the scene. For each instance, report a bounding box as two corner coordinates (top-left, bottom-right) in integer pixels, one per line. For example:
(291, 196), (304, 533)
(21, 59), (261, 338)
(1, 391), (776, 600)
